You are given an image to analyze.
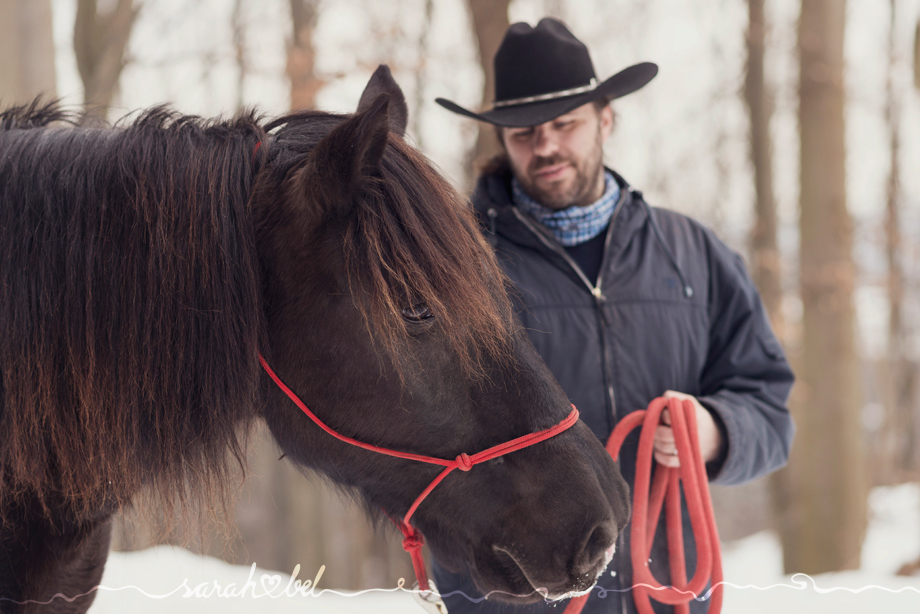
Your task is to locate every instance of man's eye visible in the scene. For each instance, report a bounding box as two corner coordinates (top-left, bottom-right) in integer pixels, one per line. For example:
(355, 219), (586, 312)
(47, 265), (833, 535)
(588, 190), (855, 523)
(509, 129), (533, 140)
(401, 303), (434, 321)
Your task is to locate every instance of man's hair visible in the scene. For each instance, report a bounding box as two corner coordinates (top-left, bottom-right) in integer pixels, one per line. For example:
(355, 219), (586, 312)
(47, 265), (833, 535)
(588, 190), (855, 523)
(591, 97), (612, 113)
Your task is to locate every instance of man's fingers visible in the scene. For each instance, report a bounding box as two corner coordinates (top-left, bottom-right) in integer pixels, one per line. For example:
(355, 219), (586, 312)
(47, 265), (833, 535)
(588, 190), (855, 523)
(654, 450), (681, 467)
(660, 408), (672, 426)
(655, 425), (675, 444)
(654, 424), (679, 465)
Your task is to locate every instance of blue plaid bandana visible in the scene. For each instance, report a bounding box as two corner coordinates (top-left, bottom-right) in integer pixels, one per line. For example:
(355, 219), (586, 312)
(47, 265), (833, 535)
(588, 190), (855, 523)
(512, 172), (620, 246)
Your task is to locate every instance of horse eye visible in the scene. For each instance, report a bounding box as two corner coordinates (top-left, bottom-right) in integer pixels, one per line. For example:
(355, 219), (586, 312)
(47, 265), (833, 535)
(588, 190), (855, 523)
(401, 303), (433, 321)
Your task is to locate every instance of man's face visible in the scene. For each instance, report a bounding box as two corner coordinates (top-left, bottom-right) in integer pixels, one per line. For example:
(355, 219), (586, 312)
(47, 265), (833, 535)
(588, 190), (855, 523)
(501, 102), (614, 210)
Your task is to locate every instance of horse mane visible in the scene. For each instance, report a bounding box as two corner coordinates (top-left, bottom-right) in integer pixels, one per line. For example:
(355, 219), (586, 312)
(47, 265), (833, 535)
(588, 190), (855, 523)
(0, 101), (514, 523)
(0, 102), (267, 521)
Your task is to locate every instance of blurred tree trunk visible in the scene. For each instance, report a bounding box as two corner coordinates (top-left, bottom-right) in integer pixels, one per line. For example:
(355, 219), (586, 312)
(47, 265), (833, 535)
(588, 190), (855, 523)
(287, 0), (323, 110)
(465, 0), (510, 189)
(744, 0), (782, 339)
(882, 0), (915, 482)
(777, 0), (867, 575)
(411, 0), (435, 148)
(232, 0), (248, 111)
(0, 0), (57, 104)
(914, 18), (920, 91)
(743, 0), (795, 551)
(73, 0), (140, 119)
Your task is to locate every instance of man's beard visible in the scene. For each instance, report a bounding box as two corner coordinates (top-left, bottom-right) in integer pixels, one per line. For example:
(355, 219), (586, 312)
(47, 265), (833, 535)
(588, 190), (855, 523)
(516, 137), (605, 210)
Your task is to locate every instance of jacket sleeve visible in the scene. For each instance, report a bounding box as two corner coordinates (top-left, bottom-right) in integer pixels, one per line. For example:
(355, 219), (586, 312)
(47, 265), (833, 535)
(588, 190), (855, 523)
(695, 232), (795, 486)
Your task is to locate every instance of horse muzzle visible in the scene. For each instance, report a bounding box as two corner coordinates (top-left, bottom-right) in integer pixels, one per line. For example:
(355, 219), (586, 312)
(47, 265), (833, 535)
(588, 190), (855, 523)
(473, 517), (619, 604)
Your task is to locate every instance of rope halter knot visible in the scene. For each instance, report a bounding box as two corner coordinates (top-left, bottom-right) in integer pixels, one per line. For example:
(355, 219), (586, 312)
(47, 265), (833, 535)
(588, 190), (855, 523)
(455, 453), (473, 471)
(401, 527), (425, 552)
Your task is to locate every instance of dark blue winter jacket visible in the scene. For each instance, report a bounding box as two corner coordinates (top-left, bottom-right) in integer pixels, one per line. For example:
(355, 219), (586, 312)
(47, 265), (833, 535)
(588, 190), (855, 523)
(432, 167), (795, 614)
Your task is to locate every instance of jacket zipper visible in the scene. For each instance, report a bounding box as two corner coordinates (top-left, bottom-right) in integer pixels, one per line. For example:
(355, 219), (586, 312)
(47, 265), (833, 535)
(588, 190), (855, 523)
(595, 189), (628, 431)
(510, 196), (627, 426)
(511, 208), (597, 293)
(509, 190), (631, 614)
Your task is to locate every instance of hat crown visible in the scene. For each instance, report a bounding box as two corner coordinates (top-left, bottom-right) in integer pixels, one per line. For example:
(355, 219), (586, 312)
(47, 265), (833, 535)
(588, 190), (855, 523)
(494, 18), (597, 104)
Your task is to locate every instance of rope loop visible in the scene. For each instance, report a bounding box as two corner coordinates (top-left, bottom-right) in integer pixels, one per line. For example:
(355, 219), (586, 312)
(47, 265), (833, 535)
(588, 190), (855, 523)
(455, 453), (473, 471)
(566, 397), (723, 614)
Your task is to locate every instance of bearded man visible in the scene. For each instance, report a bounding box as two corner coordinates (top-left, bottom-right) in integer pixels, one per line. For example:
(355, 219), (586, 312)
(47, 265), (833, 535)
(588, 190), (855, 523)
(431, 17), (795, 614)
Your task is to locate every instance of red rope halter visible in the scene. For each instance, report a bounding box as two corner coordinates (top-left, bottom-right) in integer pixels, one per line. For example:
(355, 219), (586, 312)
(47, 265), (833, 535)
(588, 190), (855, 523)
(564, 396), (723, 614)
(261, 355), (721, 611)
(258, 354), (579, 592)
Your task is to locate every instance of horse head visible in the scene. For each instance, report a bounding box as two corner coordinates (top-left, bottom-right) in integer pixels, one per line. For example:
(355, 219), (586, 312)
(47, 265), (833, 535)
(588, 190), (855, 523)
(254, 66), (631, 603)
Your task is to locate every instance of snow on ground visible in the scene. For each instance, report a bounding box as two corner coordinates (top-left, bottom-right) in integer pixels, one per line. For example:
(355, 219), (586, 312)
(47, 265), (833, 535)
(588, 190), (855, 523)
(91, 484), (920, 613)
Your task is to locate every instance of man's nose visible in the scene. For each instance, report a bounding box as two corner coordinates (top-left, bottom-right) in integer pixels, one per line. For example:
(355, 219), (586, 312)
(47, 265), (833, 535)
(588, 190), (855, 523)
(532, 127), (559, 158)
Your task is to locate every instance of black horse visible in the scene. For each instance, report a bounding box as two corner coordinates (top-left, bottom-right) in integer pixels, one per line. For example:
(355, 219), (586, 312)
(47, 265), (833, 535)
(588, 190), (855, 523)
(0, 68), (630, 613)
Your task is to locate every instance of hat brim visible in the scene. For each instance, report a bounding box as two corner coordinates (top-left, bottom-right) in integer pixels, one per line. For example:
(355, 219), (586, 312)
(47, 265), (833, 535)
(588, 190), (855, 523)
(436, 62), (658, 128)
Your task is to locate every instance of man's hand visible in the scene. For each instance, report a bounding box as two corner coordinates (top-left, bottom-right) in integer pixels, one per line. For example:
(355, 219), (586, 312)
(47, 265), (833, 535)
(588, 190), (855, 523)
(653, 390), (723, 468)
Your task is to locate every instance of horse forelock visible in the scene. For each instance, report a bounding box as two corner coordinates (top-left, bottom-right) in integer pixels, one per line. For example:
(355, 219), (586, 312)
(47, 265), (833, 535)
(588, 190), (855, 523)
(344, 139), (516, 376)
(267, 112), (516, 378)
(0, 106), (268, 521)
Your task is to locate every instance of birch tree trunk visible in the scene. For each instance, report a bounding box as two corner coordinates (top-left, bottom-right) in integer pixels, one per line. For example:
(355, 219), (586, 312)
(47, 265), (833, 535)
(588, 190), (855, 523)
(778, 0), (867, 574)
(0, 0), (57, 104)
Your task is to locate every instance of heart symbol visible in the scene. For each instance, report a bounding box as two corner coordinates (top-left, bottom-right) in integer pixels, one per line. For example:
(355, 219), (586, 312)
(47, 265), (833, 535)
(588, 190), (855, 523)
(259, 574), (282, 597)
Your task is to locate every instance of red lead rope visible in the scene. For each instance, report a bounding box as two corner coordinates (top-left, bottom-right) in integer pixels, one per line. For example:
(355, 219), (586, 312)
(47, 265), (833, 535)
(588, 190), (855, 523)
(258, 354), (579, 592)
(565, 397), (723, 614)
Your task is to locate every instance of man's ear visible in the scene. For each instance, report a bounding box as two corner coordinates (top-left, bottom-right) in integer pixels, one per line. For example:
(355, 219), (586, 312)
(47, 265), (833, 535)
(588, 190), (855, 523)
(286, 93), (392, 224)
(357, 65), (408, 136)
(599, 104), (615, 141)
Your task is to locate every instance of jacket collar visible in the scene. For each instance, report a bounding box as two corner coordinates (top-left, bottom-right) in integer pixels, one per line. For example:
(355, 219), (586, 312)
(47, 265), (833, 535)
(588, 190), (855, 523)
(474, 165), (648, 253)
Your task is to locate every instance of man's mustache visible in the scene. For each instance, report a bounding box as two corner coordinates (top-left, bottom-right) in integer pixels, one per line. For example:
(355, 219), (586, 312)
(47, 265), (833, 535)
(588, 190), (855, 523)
(529, 156), (575, 176)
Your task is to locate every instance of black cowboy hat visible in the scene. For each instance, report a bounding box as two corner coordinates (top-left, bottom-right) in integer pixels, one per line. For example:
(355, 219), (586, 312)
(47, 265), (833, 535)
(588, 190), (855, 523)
(436, 18), (657, 128)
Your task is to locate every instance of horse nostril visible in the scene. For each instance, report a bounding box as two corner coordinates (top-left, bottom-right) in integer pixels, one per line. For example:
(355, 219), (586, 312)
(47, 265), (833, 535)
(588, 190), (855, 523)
(580, 521), (617, 571)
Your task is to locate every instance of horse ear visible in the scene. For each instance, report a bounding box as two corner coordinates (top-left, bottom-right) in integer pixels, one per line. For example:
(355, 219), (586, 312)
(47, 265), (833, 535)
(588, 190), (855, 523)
(291, 92), (392, 222)
(323, 91), (391, 181)
(357, 65), (408, 136)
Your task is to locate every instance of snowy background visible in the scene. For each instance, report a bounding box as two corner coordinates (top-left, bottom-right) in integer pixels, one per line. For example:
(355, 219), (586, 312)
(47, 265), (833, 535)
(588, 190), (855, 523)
(89, 484), (920, 613)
